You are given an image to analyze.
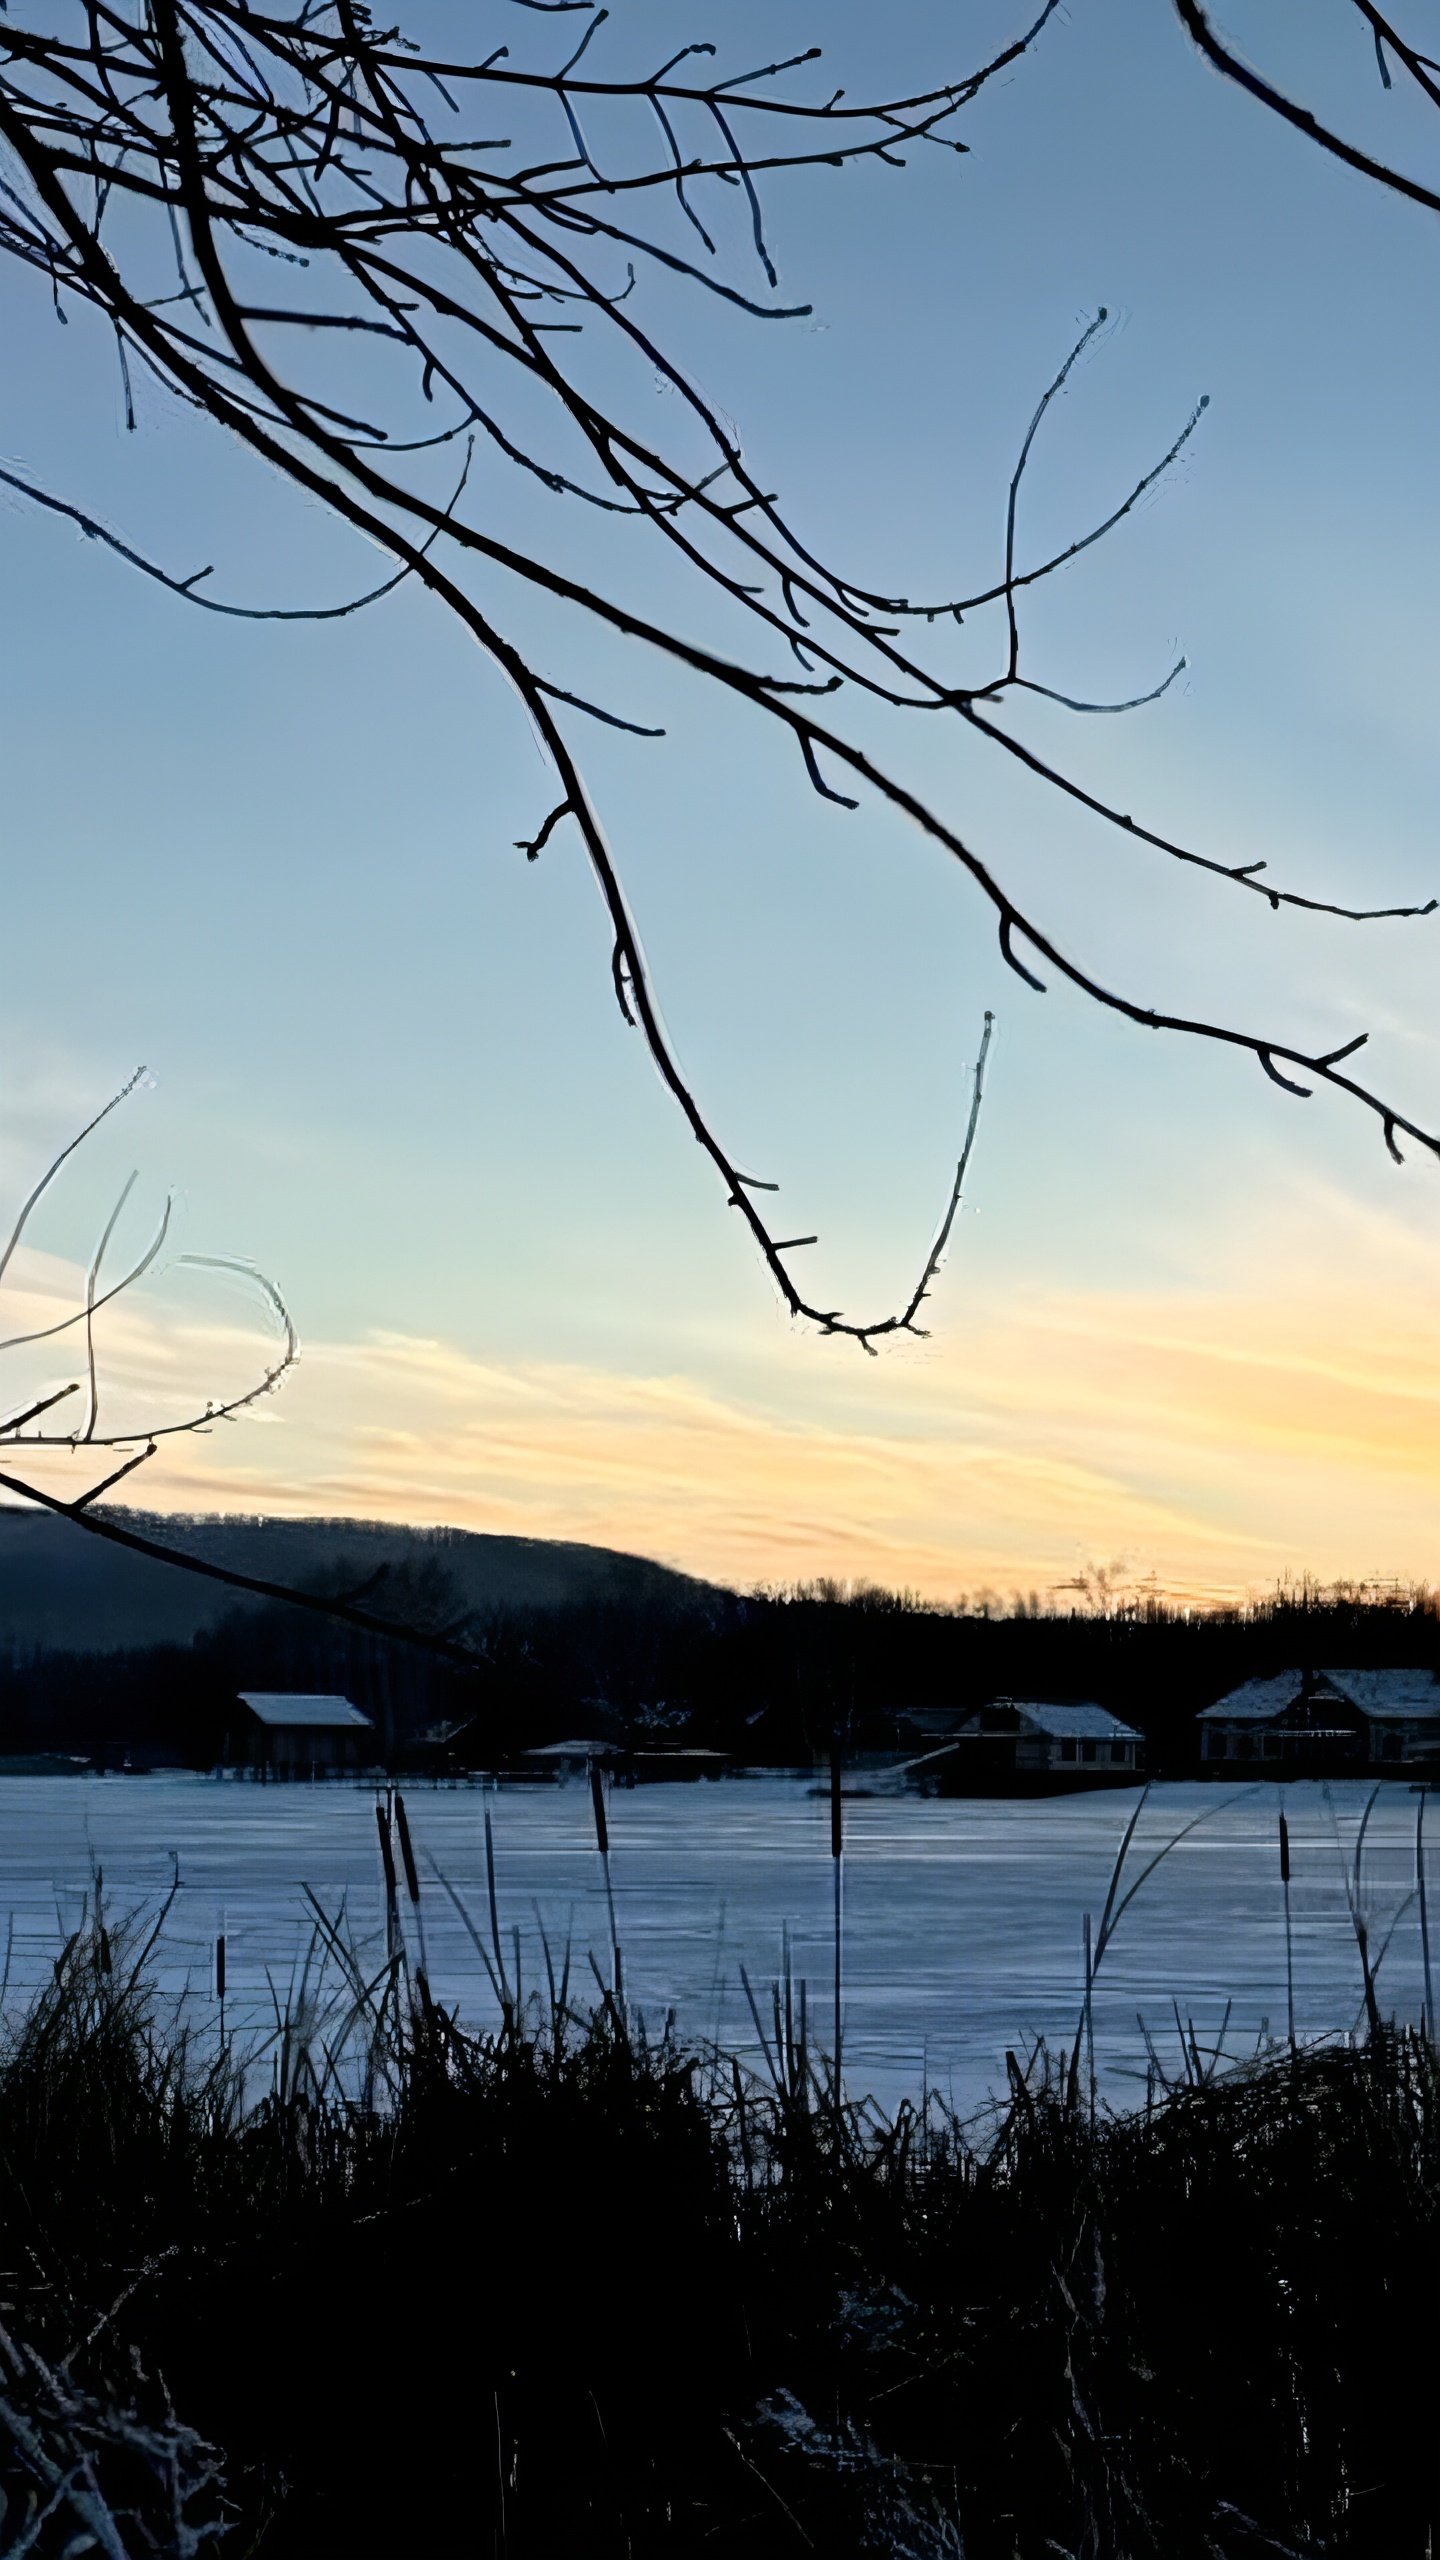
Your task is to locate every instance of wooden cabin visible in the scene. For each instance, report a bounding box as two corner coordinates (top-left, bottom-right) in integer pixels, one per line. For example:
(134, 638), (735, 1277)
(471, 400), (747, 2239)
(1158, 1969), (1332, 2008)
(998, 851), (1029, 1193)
(934, 1698), (1143, 1793)
(1199, 1668), (1440, 1775)
(228, 1691), (374, 1777)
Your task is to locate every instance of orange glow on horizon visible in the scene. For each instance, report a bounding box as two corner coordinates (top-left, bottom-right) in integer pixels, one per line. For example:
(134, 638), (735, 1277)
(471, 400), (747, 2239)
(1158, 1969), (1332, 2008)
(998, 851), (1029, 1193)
(6, 1182), (1438, 1604)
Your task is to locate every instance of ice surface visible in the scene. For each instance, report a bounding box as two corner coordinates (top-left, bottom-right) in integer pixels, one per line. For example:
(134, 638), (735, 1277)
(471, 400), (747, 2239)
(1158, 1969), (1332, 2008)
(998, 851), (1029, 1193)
(0, 1773), (1425, 2117)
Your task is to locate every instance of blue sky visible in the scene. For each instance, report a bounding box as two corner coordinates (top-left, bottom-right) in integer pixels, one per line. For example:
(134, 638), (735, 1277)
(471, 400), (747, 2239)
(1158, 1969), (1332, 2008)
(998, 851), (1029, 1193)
(3, 0), (1440, 1595)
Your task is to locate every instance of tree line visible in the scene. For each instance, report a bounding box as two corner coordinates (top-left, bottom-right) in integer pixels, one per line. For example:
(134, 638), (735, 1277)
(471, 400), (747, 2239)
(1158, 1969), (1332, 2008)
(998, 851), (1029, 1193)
(3, 1571), (1436, 1774)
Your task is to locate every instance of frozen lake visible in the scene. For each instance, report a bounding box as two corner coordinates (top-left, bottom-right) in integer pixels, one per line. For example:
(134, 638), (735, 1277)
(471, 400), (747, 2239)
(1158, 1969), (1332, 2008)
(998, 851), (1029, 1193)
(0, 1772), (1429, 2117)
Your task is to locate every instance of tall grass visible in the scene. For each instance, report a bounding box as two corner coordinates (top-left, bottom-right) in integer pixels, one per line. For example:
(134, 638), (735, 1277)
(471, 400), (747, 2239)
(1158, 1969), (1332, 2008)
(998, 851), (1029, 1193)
(0, 1812), (1436, 2555)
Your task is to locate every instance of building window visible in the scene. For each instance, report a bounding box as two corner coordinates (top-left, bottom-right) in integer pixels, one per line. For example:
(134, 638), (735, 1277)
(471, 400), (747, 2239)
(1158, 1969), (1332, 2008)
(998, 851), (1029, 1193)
(1060, 1738), (1077, 1762)
(1081, 1740), (1096, 1765)
(1111, 1741), (1128, 1764)
(1236, 1733), (1254, 1759)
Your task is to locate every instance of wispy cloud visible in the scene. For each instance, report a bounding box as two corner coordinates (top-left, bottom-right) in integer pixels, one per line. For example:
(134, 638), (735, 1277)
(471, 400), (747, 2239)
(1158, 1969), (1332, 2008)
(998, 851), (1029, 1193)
(5, 1175), (1440, 1601)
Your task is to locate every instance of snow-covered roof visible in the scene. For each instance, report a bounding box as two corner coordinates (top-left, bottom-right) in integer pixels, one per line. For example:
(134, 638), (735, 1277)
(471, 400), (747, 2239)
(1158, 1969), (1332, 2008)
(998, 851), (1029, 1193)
(1009, 1701), (1143, 1743)
(1199, 1669), (1440, 1725)
(1329, 1669), (1440, 1723)
(237, 1692), (372, 1731)
(1198, 1673), (1319, 1725)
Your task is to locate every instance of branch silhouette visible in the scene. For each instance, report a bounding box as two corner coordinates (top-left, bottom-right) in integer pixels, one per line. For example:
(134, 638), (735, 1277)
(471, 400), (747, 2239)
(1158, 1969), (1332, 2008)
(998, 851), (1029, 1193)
(0, 0), (1432, 1375)
(0, 1071), (296, 1469)
(1174, 1), (1440, 218)
(0, 1076), (492, 1663)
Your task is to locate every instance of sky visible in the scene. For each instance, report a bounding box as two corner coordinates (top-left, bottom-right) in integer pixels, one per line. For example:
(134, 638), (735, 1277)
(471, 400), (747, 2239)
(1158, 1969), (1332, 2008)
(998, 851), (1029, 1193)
(3, 0), (1440, 1603)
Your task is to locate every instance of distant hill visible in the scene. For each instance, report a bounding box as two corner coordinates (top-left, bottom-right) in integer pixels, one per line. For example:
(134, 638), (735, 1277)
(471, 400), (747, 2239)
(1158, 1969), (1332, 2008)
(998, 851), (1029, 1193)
(0, 1508), (715, 1656)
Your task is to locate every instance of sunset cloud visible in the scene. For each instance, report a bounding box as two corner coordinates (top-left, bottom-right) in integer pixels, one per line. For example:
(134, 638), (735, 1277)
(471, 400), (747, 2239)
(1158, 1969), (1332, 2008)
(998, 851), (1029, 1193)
(6, 1179), (1439, 1603)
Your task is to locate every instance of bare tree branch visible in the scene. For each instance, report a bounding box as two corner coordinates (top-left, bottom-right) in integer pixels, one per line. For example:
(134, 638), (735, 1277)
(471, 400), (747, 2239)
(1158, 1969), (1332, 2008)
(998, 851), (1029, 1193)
(0, 1079), (499, 1660)
(0, 1077), (296, 1475)
(0, 0), (1432, 1364)
(1174, 0), (1440, 218)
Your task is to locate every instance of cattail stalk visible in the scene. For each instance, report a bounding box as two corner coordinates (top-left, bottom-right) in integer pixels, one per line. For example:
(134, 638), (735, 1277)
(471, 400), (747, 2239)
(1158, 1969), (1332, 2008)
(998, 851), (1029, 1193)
(376, 1797), (399, 1964)
(589, 1759), (622, 2010)
(1350, 1785), (1383, 2044)
(1084, 1910), (1097, 2118)
(830, 1737), (843, 2107)
(393, 1791), (421, 1904)
(394, 1792), (432, 2014)
(1279, 1809), (1295, 2057)
(484, 1808), (514, 2029)
(1418, 1791), (1435, 2047)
